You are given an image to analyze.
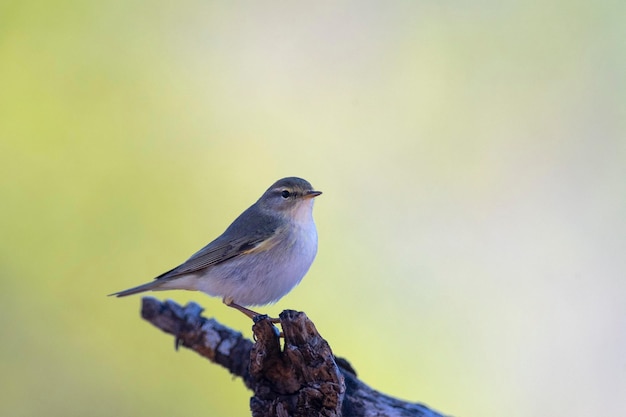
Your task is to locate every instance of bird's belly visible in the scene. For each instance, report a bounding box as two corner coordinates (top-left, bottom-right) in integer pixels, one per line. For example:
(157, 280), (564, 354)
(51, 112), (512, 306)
(195, 226), (317, 306)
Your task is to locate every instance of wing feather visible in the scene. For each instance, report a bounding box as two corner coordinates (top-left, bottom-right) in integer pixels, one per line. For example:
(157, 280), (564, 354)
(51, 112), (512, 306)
(152, 209), (281, 282)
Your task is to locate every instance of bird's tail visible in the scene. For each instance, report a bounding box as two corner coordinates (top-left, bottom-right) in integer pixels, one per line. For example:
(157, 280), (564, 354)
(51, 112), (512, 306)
(109, 280), (163, 297)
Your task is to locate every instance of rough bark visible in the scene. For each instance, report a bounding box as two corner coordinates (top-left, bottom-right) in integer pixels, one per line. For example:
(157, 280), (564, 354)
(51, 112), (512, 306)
(140, 297), (449, 417)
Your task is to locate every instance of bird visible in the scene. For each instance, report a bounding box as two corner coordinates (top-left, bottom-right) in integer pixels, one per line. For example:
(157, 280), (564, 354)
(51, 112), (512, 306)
(111, 177), (321, 320)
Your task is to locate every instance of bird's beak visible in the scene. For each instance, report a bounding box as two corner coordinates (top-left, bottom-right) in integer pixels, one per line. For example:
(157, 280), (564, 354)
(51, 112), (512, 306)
(303, 190), (322, 199)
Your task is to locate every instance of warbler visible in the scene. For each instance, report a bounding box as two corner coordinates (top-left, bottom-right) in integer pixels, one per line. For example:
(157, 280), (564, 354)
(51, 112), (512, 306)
(111, 177), (321, 319)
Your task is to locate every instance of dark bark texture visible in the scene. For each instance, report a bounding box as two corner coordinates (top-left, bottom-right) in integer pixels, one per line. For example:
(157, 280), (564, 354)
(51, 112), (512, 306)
(140, 298), (449, 417)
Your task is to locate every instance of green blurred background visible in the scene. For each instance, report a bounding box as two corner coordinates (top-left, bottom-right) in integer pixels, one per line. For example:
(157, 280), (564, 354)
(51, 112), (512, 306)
(1, 1), (624, 416)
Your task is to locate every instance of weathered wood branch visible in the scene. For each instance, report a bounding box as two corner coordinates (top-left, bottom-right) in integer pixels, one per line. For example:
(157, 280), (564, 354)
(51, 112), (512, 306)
(141, 297), (449, 417)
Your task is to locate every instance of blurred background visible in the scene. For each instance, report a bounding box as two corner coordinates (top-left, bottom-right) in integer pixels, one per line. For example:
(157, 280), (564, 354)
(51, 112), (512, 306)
(1, 1), (625, 416)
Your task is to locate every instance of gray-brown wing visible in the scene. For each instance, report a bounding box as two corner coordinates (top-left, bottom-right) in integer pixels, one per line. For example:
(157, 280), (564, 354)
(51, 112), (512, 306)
(153, 209), (280, 281)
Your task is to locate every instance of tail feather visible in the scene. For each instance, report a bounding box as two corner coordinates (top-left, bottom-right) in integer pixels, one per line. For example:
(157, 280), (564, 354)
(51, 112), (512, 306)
(109, 281), (163, 297)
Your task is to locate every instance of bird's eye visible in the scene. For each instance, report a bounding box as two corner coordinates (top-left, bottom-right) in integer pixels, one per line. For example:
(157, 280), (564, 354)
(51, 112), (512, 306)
(281, 190), (291, 199)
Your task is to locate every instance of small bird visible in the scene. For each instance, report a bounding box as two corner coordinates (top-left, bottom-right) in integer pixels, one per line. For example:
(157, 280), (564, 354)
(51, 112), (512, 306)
(111, 177), (321, 320)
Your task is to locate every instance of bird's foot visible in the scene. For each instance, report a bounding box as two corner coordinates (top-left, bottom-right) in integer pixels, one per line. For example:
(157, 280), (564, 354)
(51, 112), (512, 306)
(224, 298), (281, 324)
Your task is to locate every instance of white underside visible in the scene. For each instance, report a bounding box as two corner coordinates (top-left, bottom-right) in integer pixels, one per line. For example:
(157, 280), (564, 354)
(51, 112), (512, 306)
(159, 214), (318, 306)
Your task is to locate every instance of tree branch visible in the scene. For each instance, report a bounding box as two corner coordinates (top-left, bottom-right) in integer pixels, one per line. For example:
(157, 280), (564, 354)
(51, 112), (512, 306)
(141, 297), (449, 417)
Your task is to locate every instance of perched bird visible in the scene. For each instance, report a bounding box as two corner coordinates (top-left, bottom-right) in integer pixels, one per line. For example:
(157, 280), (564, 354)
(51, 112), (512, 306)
(111, 177), (321, 320)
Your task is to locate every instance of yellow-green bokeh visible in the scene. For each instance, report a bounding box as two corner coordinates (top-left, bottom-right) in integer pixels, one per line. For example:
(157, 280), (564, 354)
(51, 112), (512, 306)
(2, 1), (625, 417)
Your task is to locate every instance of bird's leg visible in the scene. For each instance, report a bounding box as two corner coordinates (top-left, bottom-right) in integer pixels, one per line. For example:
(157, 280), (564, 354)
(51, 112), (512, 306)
(223, 297), (281, 323)
(224, 299), (263, 319)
